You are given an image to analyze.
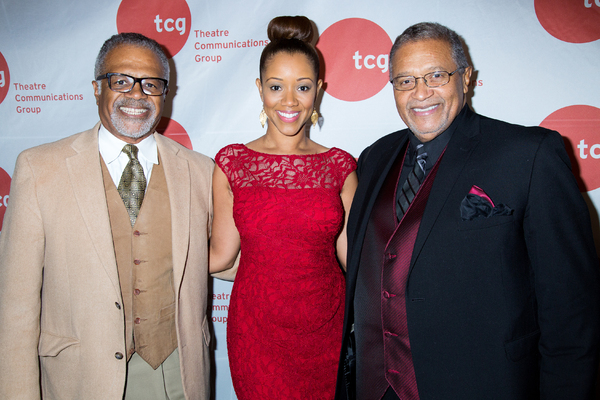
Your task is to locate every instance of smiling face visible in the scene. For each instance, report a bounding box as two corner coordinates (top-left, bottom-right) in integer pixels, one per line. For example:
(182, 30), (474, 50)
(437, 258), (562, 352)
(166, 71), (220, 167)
(391, 39), (472, 142)
(93, 44), (167, 144)
(256, 52), (322, 138)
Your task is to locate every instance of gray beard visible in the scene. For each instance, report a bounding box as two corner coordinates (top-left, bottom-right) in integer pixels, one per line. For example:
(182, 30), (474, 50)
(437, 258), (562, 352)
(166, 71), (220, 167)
(110, 98), (158, 139)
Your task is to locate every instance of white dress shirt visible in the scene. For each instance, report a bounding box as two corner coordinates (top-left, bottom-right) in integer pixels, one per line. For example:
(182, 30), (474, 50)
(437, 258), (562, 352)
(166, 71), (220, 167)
(98, 124), (158, 189)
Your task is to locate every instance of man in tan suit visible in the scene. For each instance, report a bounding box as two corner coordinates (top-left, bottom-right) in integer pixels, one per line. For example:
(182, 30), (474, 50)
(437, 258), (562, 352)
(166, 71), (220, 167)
(0, 33), (213, 399)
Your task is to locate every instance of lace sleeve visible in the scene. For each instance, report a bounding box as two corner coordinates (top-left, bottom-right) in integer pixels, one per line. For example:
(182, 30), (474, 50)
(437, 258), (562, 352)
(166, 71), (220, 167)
(215, 144), (243, 185)
(330, 148), (357, 187)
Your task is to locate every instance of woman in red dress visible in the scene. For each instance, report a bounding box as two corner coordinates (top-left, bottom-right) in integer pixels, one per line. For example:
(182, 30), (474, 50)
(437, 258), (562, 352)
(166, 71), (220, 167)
(210, 16), (357, 399)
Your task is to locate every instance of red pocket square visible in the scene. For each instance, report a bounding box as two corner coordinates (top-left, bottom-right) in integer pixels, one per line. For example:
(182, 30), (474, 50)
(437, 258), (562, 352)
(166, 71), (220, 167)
(468, 185), (494, 207)
(461, 185), (513, 221)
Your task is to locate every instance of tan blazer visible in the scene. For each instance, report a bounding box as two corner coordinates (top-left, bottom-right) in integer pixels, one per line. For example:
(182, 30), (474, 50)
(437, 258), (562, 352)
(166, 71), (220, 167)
(0, 123), (214, 400)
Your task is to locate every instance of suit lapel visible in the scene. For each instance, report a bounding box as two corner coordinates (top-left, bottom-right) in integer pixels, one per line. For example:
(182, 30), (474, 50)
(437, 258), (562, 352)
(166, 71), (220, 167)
(410, 110), (482, 267)
(348, 132), (408, 286)
(155, 133), (190, 295)
(66, 124), (121, 295)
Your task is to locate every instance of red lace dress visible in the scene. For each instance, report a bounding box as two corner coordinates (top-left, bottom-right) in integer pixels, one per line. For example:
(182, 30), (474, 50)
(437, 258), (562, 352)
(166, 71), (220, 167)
(215, 144), (356, 400)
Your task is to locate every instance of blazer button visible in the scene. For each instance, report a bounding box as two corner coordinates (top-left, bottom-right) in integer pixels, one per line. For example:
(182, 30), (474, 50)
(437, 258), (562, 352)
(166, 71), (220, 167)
(135, 317), (141, 324)
(133, 230), (141, 237)
(115, 352), (124, 360)
(134, 289), (140, 295)
(115, 302), (121, 310)
(134, 259), (142, 265)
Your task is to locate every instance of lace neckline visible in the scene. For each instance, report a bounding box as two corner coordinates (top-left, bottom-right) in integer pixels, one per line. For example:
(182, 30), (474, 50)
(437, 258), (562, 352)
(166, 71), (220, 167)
(241, 144), (336, 158)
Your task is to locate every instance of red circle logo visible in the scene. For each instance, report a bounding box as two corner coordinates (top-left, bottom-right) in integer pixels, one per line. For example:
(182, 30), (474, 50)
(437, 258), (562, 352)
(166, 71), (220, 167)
(156, 117), (193, 150)
(535, 0), (600, 43)
(317, 18), (392, 102)
(0, 168), (11, 230)
(540, 105), (600, 192)
(0, 52), (10, 105)
(117, 0), (192, 58)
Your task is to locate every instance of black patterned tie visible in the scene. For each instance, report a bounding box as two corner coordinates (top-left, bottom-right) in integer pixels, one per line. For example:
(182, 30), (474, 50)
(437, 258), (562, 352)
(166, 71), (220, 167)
(117, 144), (147, 226)
(397, 144), (427, 219)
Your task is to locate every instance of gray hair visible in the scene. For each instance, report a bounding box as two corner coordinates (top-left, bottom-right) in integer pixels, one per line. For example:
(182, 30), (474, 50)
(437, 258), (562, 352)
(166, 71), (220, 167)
(94, 32), (170, 83)
(389, 22), (470, 80)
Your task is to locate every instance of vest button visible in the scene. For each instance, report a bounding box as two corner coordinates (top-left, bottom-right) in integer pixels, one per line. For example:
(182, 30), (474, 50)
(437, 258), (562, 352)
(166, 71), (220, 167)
(115, 352), (124, 360)
(133, 230), (141, 236)
(115, 302), (121, 309)
(135, 317), (141, 324)
(134, 289), (140, 295)
(134, 259), (142, 265)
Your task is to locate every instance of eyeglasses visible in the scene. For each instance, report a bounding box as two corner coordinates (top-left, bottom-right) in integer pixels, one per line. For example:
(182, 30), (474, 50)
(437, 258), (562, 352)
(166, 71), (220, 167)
(390, 68), (463, 91)
(96, 73), (168, 96)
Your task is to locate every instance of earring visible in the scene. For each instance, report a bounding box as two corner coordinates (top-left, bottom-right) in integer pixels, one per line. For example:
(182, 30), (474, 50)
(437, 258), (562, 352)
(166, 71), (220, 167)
(259, 109), (267, 128)
(311, 110), (319, 127)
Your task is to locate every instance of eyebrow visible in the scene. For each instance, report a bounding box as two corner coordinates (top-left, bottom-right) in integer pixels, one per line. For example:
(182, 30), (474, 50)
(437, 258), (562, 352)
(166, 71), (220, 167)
(265, 77), (315, 83)
(393, 66), (451, 77)
(107, 72), (165, 80)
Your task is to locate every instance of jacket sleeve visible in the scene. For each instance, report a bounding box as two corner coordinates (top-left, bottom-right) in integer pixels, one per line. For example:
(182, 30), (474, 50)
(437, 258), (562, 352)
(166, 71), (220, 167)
(0, 151), (45, 399)
(524, 130), (600, 399)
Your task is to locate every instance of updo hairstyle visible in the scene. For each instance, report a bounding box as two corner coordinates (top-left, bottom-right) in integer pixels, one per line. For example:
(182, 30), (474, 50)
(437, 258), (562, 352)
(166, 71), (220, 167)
(259, 16), (320, 81)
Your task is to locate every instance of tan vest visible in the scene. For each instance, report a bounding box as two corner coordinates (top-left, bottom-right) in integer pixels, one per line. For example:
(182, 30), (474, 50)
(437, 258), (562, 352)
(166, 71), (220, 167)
(101, 155), (178, 369)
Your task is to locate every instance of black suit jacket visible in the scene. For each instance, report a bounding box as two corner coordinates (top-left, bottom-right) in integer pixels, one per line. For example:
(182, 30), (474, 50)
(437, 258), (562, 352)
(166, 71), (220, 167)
(336, 108), (600, 400)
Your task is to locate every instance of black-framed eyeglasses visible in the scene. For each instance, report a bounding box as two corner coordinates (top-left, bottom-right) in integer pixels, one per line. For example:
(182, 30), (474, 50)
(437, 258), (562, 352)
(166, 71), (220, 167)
(390, 68), (464, 91)
(96, 73), (168, 96)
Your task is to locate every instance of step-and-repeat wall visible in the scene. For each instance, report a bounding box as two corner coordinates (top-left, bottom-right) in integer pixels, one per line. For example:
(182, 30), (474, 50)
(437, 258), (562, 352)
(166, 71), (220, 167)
(1, 0), (599, 398)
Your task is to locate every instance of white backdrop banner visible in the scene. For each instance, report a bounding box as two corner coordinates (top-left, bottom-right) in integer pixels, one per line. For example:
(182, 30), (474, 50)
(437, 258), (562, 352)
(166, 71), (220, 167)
(1, 0), (599, 398)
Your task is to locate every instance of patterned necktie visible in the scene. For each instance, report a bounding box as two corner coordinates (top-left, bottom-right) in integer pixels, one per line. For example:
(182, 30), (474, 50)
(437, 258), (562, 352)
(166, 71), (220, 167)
(117, 144), (147, 226)
(397, 143), (427, 219)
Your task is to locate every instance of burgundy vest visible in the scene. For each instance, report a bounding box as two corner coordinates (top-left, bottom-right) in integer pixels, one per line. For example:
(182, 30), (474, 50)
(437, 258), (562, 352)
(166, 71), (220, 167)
(354, 143), (442, 400)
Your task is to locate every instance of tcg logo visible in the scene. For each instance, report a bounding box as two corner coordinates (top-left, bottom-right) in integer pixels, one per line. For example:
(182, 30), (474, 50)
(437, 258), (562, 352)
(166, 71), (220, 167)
(540, 105), (600, 192)
(535, 0), (600, 43)
(0, 51), (10, 105)
(317, 18), (392, 102)
(156, 117), (192, 150)
(117, 0), (192, 58)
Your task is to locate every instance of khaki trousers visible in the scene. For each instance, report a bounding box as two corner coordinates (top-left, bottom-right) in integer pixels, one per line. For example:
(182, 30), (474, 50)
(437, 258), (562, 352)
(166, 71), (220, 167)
(124, 348), (184, 400)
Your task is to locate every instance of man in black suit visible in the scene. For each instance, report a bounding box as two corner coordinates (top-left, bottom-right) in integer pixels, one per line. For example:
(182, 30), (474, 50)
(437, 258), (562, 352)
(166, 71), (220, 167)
(336, 22), (600, 400)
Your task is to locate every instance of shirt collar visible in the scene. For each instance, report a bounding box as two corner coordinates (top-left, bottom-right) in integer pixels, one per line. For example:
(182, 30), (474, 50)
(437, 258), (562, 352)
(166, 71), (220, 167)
(98, 124), (158, 165)
(408, 105), (469, 167)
